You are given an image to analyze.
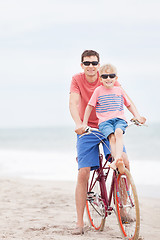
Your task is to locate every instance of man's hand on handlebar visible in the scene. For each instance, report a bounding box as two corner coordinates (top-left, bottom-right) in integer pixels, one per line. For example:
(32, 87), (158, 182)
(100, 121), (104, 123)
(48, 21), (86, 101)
(75, 123), (87, 135)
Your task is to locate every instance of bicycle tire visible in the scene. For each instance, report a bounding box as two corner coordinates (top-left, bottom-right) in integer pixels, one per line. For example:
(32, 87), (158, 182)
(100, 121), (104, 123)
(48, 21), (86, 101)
(114, 168), (140, 240)
(86, 170), (106, 231)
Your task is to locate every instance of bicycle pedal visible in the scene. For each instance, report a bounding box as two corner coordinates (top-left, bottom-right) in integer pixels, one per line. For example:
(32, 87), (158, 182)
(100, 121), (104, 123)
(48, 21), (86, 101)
(122, 220), (130, 224)
(87, 191), (94, 194)
(87, 196), (94, 200)
(87, 192), (94, 196)
(107, 206), (113, 215)
(87, 192), (95, 201)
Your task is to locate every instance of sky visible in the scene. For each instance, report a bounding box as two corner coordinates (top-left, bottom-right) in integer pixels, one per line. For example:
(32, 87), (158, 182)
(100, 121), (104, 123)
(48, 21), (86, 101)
(0, 0), (160, 128)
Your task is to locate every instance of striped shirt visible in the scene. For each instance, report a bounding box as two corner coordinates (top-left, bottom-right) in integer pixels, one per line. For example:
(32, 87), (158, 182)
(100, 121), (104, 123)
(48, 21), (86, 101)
(70, 72), (120, 128)
(88, 86), (131, 125)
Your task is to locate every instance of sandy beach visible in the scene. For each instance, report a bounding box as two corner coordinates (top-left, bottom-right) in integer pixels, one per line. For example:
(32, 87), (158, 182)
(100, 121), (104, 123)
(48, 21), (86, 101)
(0, 178), (159, 240)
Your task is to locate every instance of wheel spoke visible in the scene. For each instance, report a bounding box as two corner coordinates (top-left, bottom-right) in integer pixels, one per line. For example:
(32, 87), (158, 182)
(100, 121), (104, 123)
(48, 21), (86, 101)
(86, 170), (106, 231)
(114, 169), (140, 240)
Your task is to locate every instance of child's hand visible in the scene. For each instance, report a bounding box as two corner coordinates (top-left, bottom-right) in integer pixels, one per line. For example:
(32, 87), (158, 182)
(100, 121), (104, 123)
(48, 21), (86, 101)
(132, 116), (146, 124)
(139, 116), (146, 124)
(137, 116), (146, 124)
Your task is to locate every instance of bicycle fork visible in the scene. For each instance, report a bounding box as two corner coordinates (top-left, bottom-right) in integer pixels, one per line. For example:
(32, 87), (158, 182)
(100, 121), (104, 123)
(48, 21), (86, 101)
(114, 172), (134, 208)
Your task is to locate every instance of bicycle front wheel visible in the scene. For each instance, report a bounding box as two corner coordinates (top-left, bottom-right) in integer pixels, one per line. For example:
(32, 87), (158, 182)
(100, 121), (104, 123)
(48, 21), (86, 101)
(86, 170), (106, 231)
(114, 168), (140, 240)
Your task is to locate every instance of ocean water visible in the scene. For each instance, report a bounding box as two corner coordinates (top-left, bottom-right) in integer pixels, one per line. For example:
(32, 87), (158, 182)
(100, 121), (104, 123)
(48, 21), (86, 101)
(0, 123), (159, 197)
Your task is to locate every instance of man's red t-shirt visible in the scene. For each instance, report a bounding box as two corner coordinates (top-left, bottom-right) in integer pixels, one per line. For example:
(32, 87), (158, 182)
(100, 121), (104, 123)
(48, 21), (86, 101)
(70, 72), (120, 128)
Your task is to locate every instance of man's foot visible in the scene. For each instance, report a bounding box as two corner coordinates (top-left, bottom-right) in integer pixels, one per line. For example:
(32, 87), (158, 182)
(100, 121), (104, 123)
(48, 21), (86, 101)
(71, 226), (84, 235)
(121, 215), (136, 223)
(116, 158), (125, 174)
(120, 209), (135, 223)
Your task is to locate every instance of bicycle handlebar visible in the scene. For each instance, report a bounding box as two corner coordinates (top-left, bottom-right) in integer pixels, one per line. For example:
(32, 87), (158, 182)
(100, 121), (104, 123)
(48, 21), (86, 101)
(128, 118), (148, 127)
(81, 119), (147, 138)
(85, 119), (147, 133)
(85, 126), (99, 133)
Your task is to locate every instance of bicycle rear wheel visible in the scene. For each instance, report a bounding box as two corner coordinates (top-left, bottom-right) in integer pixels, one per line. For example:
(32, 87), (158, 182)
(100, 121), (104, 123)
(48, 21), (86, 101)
(114, 168), (140, 240)
(86, 170), (106, 231)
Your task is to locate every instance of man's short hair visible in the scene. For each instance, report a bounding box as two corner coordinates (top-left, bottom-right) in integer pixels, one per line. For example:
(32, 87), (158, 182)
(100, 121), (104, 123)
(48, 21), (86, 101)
(81, 50), (100, 62)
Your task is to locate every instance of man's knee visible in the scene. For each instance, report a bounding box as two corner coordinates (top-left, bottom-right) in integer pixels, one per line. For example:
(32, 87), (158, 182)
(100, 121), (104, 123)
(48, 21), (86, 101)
(78, 167), (90, 182)
(108, 133), (115, 143)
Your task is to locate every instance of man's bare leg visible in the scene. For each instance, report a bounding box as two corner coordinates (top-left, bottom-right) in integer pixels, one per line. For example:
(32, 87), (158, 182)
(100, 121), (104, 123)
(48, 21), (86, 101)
(119, 152), (134, 221)
(72, 167), (90, 234)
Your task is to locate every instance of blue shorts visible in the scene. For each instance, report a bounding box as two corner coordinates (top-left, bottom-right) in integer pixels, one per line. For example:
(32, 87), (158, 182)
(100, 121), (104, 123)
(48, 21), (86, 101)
(77, 129), (126, 171)
(99, 118), (128, 139)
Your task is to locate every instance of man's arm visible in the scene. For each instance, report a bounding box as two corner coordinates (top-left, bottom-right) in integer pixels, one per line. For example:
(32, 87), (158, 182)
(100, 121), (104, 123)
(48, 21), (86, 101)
(69, 92), (86, 134)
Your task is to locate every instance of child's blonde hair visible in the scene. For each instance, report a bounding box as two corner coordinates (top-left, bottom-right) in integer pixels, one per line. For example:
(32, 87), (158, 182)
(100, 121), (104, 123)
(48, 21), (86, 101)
(99, 64), (117, 76)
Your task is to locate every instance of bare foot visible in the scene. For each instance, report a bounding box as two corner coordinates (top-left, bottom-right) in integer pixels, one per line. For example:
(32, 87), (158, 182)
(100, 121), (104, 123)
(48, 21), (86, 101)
(71, 226), (84, 235)
(116, 158), (125, 174)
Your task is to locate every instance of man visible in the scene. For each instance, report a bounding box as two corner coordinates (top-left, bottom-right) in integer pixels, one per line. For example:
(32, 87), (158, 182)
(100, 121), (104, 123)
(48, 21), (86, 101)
(69, 50), (145, 235)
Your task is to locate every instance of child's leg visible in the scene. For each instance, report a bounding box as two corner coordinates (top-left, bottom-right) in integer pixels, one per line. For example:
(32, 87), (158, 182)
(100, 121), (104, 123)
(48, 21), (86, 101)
(108, 133), (117, 170)
(108, 133), (116, 159)
(115, 128), (123, 160)
(115, 128), (125, 174)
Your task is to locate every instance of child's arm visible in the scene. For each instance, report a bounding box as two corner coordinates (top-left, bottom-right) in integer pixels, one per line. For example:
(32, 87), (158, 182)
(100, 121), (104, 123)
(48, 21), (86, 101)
(121, 86), (146, 124)
(121, 87), (146, 124)
(83, 104), (94, 126)
(127, 104), (145, 124)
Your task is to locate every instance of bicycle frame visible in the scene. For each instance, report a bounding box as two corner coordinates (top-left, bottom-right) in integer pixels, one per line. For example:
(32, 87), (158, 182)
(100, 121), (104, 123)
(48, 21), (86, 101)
(88, 153), (117, 218)
(88, 152), (133, 214)
(85, 125), (142, 238)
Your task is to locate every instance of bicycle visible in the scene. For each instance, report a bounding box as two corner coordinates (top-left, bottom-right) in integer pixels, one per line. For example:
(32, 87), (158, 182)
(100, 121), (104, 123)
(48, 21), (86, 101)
(82, 120), (145, 240)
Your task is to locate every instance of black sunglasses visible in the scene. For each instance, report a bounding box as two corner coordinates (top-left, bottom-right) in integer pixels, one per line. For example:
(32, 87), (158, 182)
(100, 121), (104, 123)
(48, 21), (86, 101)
(100, 74), (116, 79)
(82, 61), (99, 66)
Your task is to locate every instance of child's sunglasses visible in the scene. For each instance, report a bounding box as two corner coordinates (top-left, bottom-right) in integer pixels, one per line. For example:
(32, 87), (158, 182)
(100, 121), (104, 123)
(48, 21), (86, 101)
(100, 74), (116, 79)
